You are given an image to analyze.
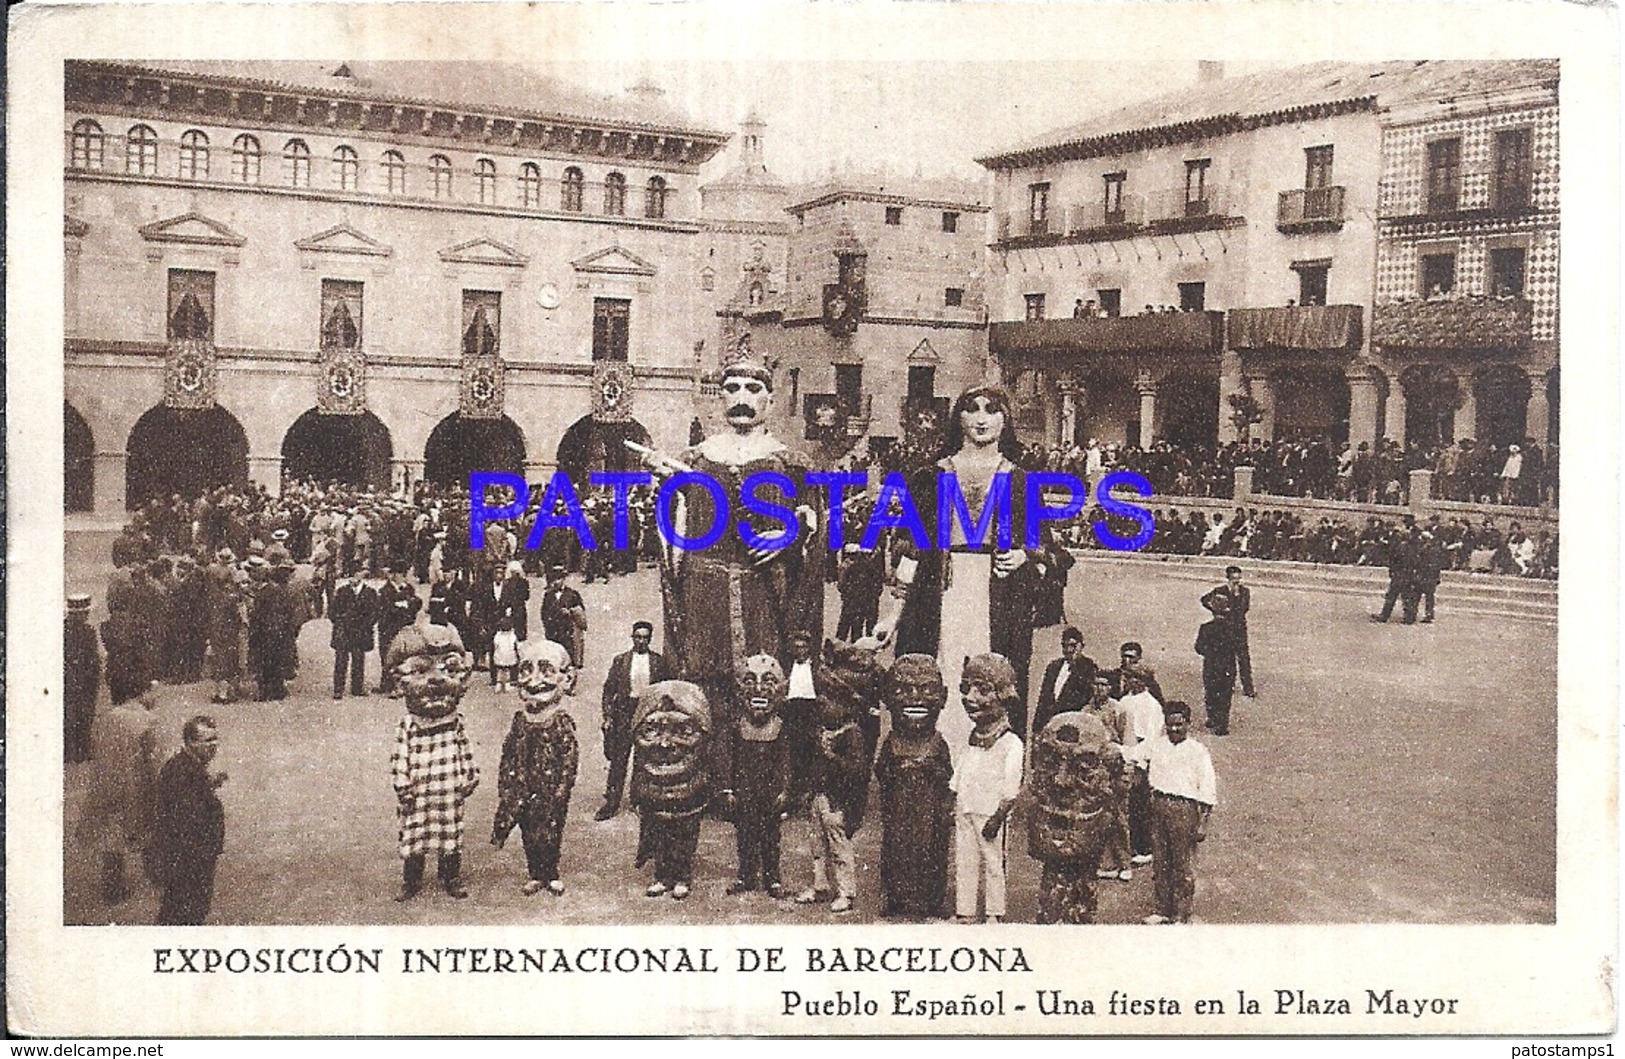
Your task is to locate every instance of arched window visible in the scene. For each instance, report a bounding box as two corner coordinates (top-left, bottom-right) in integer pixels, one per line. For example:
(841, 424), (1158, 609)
(126, 124), (157, 176)
(430, 154), (453, 199)
(284, 139), (310, 188)
(474, 158), (496, 204)
(645, 175), (669, 219)
(604, 171), (627, 215)
(231, 134), (261, 184)
(333, 145), (359, 190)
(381, 150), (406, 194)
(178, 130), (209, 180)
(561, 167), (584, 212)
(71, 119), (104, 170)
(518, 162), (542, 208)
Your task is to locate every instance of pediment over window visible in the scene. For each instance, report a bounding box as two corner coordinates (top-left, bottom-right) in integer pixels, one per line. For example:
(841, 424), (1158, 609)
(138, 211), (246, 247)
(572, 245), (657, 277)
(439, 237), (529, 268)
(295, 223), (392, 258)
(65, 214), (89, 239)
(909, 338), (941, 363)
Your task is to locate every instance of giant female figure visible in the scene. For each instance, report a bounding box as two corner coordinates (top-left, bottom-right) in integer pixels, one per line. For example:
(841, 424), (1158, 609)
(892, 383), (1054, 753)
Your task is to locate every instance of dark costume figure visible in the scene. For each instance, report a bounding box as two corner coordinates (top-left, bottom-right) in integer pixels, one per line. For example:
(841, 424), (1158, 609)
(388, 623), (478, 901)
(491, 639), (579, 896)
(631, 680), (713, 900)
(721, 655), (792, 897)
(1027, 711), (1124, 924)
(1194, 598), (1239, 735)
(149, 716), (227, 925)
(873, 654), (953, 918)
(820, 637), (886, 767)
(65, 593), (101, 763)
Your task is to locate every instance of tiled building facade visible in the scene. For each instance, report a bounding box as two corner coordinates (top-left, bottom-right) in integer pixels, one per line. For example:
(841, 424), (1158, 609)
(978, 59), (1560, 456)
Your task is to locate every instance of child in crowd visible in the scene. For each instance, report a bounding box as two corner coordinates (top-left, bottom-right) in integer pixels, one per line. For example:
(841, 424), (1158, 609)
(950, 653), (1025, 924)
(491, 615), (519, 693)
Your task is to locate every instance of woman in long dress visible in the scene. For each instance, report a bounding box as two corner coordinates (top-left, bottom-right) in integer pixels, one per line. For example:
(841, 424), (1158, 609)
(892, 383), (1052, 757)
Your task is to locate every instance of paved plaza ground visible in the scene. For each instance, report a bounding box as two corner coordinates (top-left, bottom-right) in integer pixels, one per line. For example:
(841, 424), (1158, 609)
(63, 542), (1556, 926)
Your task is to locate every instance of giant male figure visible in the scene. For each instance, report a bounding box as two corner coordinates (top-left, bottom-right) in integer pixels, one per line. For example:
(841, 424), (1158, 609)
(637, 357), (822, 772)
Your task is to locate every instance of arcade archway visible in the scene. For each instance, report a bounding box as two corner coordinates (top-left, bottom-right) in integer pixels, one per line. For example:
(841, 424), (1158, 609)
(1271, 366), (1350, 443)
(555, 415), (651, 482)
(66, 403), (94, 512)
(1400, 365), (1461, 449)
(125, 403), (249, 509)
(281, 409), (393, 489)
(1474, 365), (1532, 447)
(424, 412), (525, 485)
(1157, 375), (1220, 449)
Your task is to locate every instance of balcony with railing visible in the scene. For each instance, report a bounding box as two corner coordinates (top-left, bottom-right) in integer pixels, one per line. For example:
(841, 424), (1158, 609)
(989, 310), (1224, 358)
(1226, 304), (1364, 353)
(1276, 186), (1347, 233)
(1372, 297), (1533, 353)
(1141, 184), (1243, 234)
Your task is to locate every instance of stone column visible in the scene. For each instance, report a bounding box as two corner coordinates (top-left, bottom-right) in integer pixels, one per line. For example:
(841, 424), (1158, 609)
(1135, 370), (1157, 445)
(1384, 387), (1406, 447)
(1233, 464), (1255, 503)
(93, 451), (128, 518)
(248, 455), (284, 496)
(1454, 371), (1478, 442)
(1059, 389), (1078, 449)
(1246, 374), (1276, 442)
(1408, 468), (1433, 514)
(1346, 369), (1380, 449)
(1524, 369), (1550, 445)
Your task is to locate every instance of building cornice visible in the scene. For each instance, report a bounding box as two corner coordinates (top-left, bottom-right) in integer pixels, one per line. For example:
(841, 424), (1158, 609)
(1380, 83), (1558, 129)
(787, 190), (992, 216)
(977, 96), (1379, 172)
(67, 60), (730, 168)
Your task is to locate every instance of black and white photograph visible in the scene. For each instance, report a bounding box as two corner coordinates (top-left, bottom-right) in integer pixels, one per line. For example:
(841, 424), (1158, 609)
(9, 0), (1617, 1039)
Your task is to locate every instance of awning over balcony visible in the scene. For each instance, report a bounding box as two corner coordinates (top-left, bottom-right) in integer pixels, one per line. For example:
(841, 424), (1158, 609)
(989, 311), (1223, 356)
(1227, 305), (1363, 353)
(1372, 298), (1533, 352)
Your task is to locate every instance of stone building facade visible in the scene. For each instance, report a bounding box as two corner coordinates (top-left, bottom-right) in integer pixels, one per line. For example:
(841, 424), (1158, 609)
(976, 60), (1560, 456)
(63, 60), (731, 514)
(711, 178), (990, 458)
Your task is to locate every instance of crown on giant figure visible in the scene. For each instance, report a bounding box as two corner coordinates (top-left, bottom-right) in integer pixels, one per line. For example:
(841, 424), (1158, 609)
(718, 346), (774, 391)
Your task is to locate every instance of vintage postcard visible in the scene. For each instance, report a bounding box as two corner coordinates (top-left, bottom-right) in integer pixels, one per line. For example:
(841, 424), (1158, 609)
(6, 0), (1618, 1038)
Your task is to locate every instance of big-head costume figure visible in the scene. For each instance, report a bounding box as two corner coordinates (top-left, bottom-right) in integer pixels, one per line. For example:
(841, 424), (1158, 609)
(873, 653), (954, 918)
(491, 639), (579, 896)
(631, 679), (713, 900)
(721, 654), (792, 897)
(1027, 710), (1124, 923)
(387, 623), (478, 901)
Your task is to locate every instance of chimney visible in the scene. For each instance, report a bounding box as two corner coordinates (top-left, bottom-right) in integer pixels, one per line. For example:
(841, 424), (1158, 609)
(1198, 61), (1224, 83)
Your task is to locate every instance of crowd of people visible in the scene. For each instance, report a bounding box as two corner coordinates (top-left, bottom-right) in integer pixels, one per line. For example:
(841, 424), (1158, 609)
(1015, 434), (1558, 508)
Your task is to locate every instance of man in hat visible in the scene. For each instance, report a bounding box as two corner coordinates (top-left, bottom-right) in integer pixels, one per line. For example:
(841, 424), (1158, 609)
(375, 566), (417, 695)
(65, 593), (101, 763)
(633, 357), (820, 760)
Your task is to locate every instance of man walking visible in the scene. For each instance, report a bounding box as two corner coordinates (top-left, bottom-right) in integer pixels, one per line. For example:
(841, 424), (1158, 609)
(1201, 565), (1255, 697)
(149, 715), (228, 925)
(596, 621), (670, 820)
(1134, 701), (1216, 925)
(1195, 596), (1239, 735)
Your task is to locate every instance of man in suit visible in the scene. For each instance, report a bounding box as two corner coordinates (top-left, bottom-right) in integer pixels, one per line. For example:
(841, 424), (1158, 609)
(1107, 641), (1164, 704)
(596, 621), (670, 820)
(375, 567), (416, 694)
(329, 573), (379, 699)
(1033, 626), (1097, 738)
(149, 715), (227, 925)
(500, 561), (532, 642)
(1200, 565), (1255, 697)
(540, 565), (586, 668)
